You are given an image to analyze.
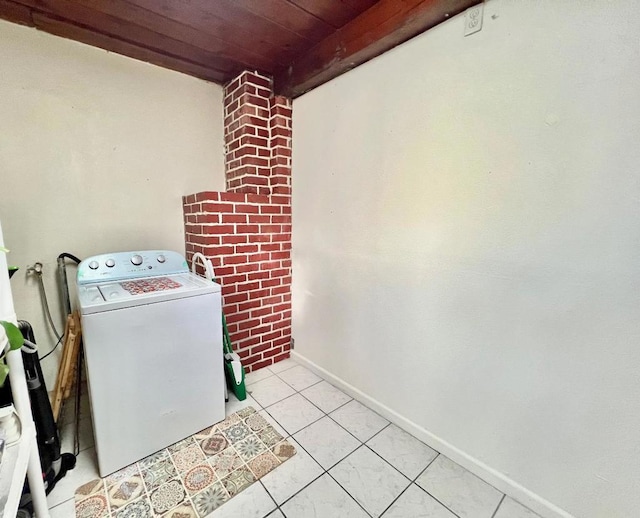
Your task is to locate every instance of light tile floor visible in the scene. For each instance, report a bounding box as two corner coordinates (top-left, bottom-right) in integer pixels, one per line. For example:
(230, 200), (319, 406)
(48, 357), (542, 518)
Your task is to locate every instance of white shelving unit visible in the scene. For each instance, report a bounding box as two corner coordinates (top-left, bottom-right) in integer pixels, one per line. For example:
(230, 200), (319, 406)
(1, 220), (50, 518)
(0, 420), (35, 516)
(0, 354), (50, 518)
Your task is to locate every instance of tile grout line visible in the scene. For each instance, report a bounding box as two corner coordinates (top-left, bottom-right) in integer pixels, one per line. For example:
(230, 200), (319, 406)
(268, 363), (506, 518)
(113, 364), (521, 518)
(324, 412), (386, 448)
(257, 364), (406, 516)
(260, 385), (356, 445)
(244, 367), (275, 386)
(293, 429), (358, 473)
(370, 431), (469, 518)
(325, 469), (375, 518)
(269, 365), (426, 472)
(261, 395), (325, 438)
(364, 420), (393, 442)
(266, 452), (322, 510)
(329, 441), (418, 516)
(247, 379), (298, 408)
(298, 386), (354, 415)
(250, 360), (336, 412)
(377, 482), (414, 518)
(491, 494), (507, 518)
(414, 452), (507, 518)
(263, 362), (470, 518)
(258, 376), (335, 440)
(260, 396), (371, 517)
(232, 396), (352, 518)
(276, 434), (374, 518)
(49, 495), (74, 511)
(259, 478), (280, 516)
(274, 372), (324, 393)
(248, 391), (332, 514)
(361, 442), (413, 482)
(259, 383), (381, 518)
(378, 452), (465, 518)
(268, 360), (299, 376)
(246, 368), (444, 517)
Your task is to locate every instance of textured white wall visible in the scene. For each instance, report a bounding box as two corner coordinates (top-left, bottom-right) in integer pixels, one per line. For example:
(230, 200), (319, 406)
(292, 2), (640, 517)
(0, 20), (225, 387)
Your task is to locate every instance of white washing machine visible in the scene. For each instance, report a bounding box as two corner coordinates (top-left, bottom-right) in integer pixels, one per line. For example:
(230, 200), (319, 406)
(77, 250), (225, 477)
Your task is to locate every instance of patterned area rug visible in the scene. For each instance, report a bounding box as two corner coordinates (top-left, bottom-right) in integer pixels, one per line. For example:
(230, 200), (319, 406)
(74, 406), (296, 517)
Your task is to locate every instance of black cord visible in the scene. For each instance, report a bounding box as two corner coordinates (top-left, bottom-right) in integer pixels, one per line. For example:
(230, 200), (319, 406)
(57, 252), (82, 264)
(39, 333), (63, 361)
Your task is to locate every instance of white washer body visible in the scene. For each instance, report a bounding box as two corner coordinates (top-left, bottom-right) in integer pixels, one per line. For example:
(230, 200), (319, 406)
(77, 250), (225, 477)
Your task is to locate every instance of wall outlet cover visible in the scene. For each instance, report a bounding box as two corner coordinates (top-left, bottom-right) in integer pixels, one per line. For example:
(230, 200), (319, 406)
(464, 3), (484, 36)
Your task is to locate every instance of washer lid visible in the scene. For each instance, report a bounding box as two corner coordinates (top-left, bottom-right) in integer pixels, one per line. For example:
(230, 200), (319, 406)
(78, 273), (220, 314)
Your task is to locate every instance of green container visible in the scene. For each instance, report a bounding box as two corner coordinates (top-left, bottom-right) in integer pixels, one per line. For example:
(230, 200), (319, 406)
(225, 359), (246, 401)
(223, 313), (247, 401)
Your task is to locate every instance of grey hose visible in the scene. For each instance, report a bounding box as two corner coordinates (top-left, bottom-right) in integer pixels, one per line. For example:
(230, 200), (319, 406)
(36, 270), (62, 341)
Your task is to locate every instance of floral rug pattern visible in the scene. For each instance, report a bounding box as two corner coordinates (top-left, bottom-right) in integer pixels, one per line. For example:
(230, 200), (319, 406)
(74, 406), (296, 517)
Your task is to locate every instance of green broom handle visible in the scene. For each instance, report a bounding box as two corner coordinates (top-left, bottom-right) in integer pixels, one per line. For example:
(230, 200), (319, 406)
(222, 312), (233, 355)
(213, 275), (233, 355)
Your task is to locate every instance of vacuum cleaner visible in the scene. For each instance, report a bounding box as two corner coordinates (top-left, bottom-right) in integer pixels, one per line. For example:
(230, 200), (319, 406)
(191, 253), (246, 401)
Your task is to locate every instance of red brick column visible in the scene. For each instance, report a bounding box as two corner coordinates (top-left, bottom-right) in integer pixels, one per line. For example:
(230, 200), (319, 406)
(269, 95), (292, 199)
(183, 71), (292, 372)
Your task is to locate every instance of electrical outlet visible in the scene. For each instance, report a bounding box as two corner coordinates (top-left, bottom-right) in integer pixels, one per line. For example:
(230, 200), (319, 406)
(464, 3), (484, 36)
(290, 337), (295, 350)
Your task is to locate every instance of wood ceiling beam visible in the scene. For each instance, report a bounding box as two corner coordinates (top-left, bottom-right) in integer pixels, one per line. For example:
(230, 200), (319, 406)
(285, 0), (378, 29)
(0, 0), (34, 26)
(128, 0), (301, 66)
(275, 0), (480, 98)
(71, 0), (278, 71)
(232, 0), (334, 42)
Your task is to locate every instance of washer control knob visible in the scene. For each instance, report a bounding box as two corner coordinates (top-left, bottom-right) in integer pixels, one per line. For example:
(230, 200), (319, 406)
(131, 254), (143, 266)
(105, 258), (115, 268)
(157, 255), (166, 263)
(89, 261), (99, 270)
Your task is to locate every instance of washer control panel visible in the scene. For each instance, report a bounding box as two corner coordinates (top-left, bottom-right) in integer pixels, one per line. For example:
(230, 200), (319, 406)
(77, 250), (189, 284)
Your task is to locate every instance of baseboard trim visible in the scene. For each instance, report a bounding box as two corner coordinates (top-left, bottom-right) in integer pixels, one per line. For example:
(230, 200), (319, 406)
(291, 351), (574, 518)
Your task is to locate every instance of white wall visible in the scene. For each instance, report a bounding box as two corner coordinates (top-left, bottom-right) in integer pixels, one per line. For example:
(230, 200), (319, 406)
(0, 20), (225, 386)
(292, 2), (640, 517)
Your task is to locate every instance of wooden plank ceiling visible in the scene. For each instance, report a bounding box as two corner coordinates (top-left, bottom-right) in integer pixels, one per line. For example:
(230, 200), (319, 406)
(0, 0), (478, 97)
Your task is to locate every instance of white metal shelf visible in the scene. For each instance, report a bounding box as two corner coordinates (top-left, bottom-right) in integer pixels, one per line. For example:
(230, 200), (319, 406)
(1, 220), (50, 518)
(0, 420), (35, 517)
